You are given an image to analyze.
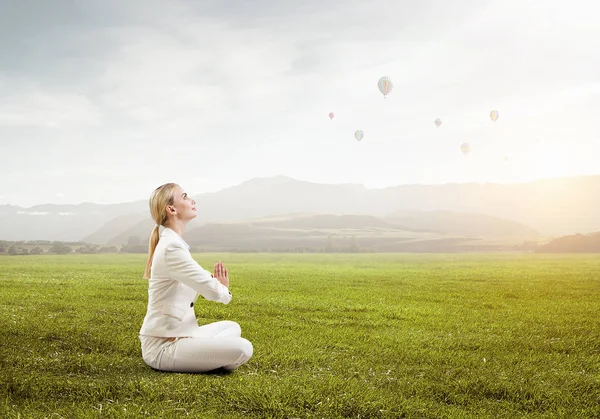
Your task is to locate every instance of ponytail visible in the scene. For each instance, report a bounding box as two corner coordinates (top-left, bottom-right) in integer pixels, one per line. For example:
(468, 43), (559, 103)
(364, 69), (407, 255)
(142, 224), (161, 279)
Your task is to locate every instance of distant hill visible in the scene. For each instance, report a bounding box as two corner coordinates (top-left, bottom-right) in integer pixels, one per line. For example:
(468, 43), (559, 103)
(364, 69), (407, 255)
(103, 212), (536, 246)
(382, 210), (540, 238)
(2, 173), (600, 241)
(81, 212), (148, 244)
(97, 212), (541, 253)
(181, 217), (473, 252)
(239, 213), (411, 231)
(105, 213), (414, 246)
(0, 200), (147, 242)
(536, 231), (600, 253)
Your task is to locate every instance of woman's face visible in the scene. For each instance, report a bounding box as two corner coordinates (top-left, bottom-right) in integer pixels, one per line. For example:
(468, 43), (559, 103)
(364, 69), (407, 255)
(168, 185), (196, 221)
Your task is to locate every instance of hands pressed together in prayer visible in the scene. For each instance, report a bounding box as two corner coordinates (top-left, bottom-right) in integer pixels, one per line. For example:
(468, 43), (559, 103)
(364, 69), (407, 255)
(212, 261), (229, 288)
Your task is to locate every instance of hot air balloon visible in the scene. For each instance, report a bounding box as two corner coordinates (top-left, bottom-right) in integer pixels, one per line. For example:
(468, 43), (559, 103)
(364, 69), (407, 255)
(490, 110), (499, 121)
(434, 118), (442, 127)
(377, 76), (393, 98)
(460, 142), (470, 155)
(355, 130), (364, 142)
(329, 112), (335, 120)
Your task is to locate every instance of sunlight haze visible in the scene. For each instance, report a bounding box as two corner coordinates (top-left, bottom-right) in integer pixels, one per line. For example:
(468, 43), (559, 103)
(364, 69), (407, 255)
(1, 0), (599, 207)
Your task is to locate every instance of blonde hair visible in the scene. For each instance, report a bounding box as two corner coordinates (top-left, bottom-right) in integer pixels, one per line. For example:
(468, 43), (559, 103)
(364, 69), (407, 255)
(143, 182), (178, 279)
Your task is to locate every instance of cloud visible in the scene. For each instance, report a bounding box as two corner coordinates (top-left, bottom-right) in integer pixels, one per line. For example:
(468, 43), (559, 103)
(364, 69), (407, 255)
(1, 0), (600, 207)
(17, 211), (51, 215)
(0, 79), (102, 129)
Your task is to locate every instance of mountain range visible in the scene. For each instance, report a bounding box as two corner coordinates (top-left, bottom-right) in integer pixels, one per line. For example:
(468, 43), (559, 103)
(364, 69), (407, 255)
(2, 174), (599, 247)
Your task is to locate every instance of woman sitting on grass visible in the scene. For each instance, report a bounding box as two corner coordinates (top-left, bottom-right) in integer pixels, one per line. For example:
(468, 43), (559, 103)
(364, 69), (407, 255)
(139, 182), (253, 373)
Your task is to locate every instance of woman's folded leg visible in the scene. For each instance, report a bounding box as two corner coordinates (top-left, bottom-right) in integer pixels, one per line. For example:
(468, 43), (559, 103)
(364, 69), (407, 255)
(156, 336), (253, 373)
(195, 320), (242, 338)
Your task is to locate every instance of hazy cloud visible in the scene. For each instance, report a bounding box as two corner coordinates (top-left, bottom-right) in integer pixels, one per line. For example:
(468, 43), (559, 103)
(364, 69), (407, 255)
(1, 0), (599, 207)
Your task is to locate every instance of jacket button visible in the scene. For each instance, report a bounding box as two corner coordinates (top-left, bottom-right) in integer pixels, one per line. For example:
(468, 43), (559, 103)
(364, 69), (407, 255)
(190, 302), (194, 307)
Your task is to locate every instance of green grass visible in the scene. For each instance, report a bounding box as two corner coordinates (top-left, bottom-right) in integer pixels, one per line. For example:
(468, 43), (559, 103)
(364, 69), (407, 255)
(0, 253), (599, 418)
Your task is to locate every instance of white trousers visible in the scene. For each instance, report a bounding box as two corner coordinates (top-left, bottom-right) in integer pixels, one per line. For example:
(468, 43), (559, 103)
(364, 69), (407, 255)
(140, 320), (253, 373)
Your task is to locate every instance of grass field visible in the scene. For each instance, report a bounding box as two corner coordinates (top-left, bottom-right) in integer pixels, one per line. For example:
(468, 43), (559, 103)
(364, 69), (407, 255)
(0, 253), (599, 418)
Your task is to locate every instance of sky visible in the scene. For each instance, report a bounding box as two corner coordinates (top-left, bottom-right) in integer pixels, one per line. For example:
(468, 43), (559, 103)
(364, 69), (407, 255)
(1, 0), (599, 208)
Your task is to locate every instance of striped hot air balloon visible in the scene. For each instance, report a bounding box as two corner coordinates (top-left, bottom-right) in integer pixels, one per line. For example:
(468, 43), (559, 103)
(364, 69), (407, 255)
(377, 76), (394, 98)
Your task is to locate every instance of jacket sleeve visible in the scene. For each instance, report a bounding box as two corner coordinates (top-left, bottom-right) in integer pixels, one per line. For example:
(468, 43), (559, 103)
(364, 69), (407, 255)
(164, 242), (232, 304)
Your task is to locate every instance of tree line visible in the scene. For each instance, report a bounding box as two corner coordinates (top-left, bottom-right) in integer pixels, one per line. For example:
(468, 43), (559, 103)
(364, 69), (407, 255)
(0, 234), (365, 255)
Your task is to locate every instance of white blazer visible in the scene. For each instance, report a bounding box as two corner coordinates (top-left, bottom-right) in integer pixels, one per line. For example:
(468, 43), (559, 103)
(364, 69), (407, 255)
(139, 227), (232, 338)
